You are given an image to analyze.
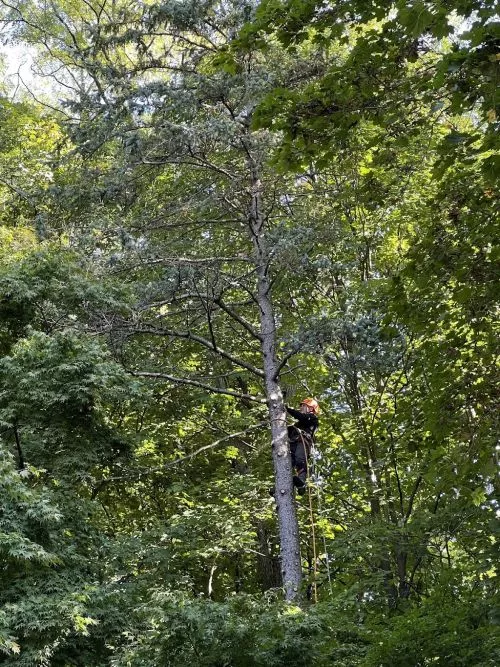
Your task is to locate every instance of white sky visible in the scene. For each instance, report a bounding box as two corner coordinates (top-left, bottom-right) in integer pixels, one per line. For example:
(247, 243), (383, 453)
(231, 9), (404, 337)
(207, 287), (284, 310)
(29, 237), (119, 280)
(1, 42), (48, 99)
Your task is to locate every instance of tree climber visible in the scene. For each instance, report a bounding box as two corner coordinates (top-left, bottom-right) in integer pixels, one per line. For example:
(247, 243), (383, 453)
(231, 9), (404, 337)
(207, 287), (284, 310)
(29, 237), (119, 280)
(286, 398), (320, 496)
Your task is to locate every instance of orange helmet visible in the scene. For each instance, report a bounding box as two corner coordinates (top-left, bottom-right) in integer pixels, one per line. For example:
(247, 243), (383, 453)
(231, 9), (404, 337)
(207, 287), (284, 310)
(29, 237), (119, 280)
(301, 397), (320, 415)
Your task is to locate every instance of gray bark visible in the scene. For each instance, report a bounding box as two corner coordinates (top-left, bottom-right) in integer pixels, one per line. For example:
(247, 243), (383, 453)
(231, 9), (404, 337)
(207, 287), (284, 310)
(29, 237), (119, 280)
(245, 140), (302, 600)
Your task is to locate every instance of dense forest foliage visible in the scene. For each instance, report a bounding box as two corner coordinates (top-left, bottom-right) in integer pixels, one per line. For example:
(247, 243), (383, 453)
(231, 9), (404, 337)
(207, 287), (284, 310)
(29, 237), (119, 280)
(0, 0), (498, 664)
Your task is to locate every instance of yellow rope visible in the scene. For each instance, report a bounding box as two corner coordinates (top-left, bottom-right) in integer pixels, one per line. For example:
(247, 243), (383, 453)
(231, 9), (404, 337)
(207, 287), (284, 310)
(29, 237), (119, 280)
(300, 431), (318, 603)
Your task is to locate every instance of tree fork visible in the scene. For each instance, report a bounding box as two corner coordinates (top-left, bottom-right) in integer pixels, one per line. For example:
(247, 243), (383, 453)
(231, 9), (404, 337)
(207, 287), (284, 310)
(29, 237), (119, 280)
(245, 143), (302, 600)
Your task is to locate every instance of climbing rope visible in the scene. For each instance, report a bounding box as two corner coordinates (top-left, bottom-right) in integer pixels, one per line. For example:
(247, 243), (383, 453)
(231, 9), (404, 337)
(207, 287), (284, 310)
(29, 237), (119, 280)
(300, 431), (318, 602)
(299, 430), (334, 600)
(314, 459), (333, 595)
(306, 457), (318, 603)
(285, 370), (334, 599)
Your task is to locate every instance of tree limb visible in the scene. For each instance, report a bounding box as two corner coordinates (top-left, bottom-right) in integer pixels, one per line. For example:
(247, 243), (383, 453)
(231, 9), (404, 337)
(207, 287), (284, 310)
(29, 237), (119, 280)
(404, 474), (423, 523)
(214, 297), (262, 341)
(126, 326), (265, 378)
(129, 369), (266, 403)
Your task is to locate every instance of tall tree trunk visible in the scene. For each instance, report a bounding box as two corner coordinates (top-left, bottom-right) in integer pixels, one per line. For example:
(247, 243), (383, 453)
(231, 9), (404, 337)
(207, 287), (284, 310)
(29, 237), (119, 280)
(245, 141), (302, 600)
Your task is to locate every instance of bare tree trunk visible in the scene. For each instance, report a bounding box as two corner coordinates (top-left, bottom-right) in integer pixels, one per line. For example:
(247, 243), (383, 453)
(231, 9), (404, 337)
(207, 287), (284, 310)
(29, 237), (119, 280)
(246, 143), (302, 600)
(255, 521), (282, 591)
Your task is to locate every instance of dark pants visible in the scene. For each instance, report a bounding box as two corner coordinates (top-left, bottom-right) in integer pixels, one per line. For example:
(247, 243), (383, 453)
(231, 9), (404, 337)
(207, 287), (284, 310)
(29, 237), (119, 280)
(289, 428), (311, 483)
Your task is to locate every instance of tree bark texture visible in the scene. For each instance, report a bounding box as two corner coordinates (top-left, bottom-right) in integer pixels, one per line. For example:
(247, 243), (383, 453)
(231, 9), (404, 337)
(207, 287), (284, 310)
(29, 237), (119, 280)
(246, 144), (302, 600)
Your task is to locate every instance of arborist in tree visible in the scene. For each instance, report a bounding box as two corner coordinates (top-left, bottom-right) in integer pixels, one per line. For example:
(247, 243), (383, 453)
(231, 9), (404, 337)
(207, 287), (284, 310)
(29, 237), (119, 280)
(286, 398), (320, 496)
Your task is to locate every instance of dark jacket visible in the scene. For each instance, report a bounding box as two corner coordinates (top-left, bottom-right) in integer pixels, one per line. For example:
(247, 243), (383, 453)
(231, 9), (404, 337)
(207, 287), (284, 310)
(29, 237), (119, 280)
(286, 406), (318, 440)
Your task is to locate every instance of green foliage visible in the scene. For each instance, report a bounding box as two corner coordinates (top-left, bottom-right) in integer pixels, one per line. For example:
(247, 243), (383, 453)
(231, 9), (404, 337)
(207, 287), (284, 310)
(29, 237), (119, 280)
(0, 442), (107, 666)
(0, 446), (61, 568)
(0, 242), (130, 352)
(0, 96), (63, 229)
(364, 577), (500, 666)
(0, 0), (497, 663)
(110, 593), (369, 667)
(240, 0), (499, 176)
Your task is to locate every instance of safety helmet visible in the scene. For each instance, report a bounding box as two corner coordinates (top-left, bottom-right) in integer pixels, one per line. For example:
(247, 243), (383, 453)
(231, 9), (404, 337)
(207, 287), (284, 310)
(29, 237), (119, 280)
(301, 397), (320, 415)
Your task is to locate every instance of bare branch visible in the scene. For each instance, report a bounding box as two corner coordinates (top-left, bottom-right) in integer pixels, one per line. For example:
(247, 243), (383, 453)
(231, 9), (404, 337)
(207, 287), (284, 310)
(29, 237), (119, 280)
(129, 369), (266, 404)
(112, 256), (252, 274)
(127, 326), (265, 378)
(404, 474), (423, 523)
(15, 72), (76, 119)
(275, 348), (300, 377)
(0, 177), (38, 213)
(214, 297), (262, 341)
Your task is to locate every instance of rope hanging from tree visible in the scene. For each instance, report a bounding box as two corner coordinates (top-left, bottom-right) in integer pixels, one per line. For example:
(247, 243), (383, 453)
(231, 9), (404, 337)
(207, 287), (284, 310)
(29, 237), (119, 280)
(300, 430), (334, 601)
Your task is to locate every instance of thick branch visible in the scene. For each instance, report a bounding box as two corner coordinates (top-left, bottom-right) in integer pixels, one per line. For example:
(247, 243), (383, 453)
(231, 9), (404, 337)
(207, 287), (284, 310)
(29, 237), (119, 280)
(127, 326), (265, 378)
(129, 369), (266, 404)
(389, 433), (405, 517)
(214, 297), (262, 341)
(404, 474), (423, 523)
